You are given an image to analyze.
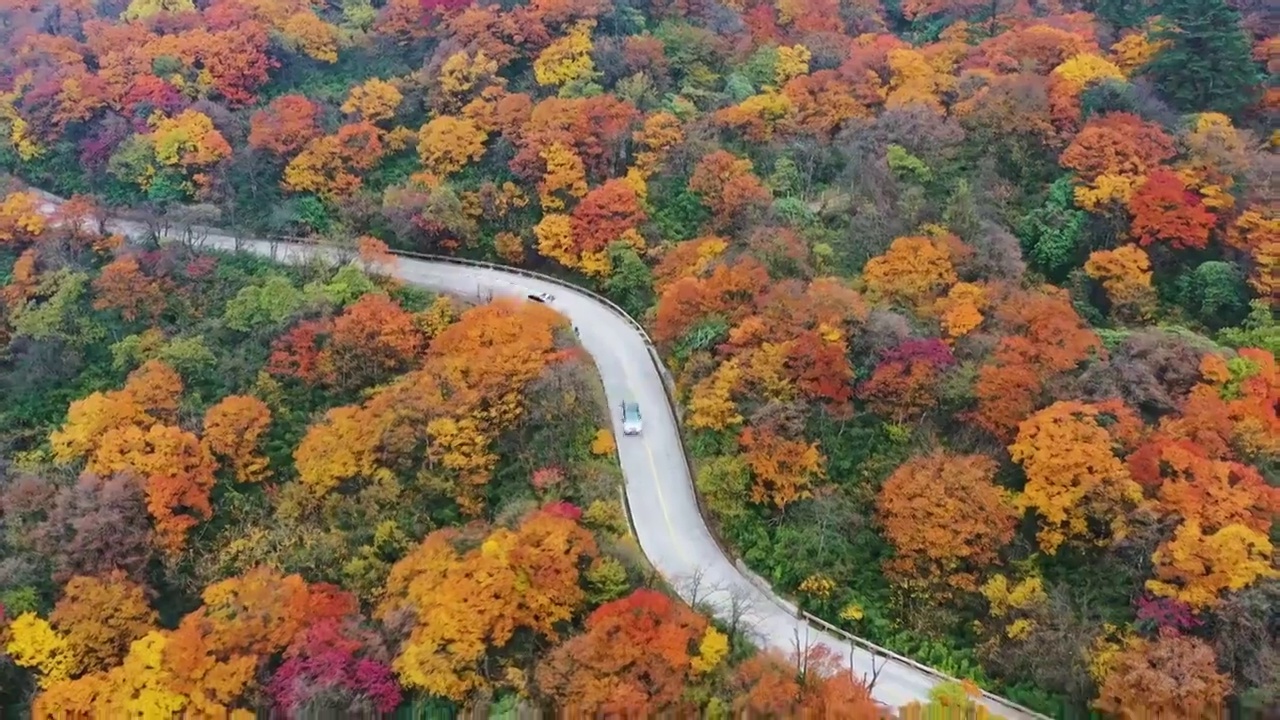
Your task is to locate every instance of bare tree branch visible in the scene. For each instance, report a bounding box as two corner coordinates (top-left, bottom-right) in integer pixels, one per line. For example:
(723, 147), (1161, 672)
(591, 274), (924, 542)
(675, 567), (709, 610)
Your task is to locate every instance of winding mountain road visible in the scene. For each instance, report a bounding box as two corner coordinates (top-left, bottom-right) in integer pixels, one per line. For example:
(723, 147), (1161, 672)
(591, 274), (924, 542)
(38, 195), (1044, 719)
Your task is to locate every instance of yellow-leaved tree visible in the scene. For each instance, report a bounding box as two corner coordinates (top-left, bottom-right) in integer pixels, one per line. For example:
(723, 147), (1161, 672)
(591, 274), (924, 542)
(6, 614), (75, 688)
(1084, 245), (1156, 321)
(377, 508), (600, 700)
(1146, 519), (1278, 609)
(280, 12), (341, 63)
(1009, 400), (1144, 555)
(687, 359), (745, 431)
(121, 0), (194, 21)
(533, 21), (598, 88)
(774, 44), (811, 84)
(417, 116), (488, 177)
(341, 78), (403, 123)
(438, 51), (499, 109)
(538, 142), (588, 211)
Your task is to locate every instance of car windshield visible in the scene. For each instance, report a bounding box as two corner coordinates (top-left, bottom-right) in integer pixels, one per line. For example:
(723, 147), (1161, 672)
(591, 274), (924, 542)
(623, 403), (640, 421)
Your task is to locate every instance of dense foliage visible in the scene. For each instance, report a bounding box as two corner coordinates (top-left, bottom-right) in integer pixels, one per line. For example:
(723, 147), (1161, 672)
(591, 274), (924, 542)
(0, 0), (1275, 715)
(0, 215), (967, 717)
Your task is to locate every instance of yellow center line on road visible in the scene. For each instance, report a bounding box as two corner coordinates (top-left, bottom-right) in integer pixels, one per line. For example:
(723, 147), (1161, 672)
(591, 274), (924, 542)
(619, 357), (690, 567)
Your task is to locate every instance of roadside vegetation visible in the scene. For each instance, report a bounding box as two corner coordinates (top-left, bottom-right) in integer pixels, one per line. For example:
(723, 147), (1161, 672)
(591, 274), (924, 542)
(0, 0), (1275, 715)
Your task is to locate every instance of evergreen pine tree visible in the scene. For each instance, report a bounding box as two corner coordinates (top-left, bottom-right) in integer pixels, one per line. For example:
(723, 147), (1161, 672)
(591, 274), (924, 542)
(1095, 0), (1149, 30)
(1144, 0), (1262, 117)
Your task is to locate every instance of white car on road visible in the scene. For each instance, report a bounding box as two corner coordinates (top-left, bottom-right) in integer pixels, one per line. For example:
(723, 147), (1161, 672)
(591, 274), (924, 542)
(620, 401), (643, 435)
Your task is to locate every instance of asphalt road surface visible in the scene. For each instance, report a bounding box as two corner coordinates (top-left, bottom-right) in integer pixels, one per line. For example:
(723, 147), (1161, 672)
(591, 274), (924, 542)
(43, 201), (1041, 719)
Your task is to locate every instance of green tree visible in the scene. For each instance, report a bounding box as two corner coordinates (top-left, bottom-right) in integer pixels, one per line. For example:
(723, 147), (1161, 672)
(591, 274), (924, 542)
(222, 275), (307, 332)
(886, 145), (932, 185)
(1178, 261), (1250, 330)
(1080, 80), (1141, 120)
(942, 179), (981, 243)
(695, 455), (750, 521)
(604, 244), (655, 319)
(1018, 178), (1087, 281)
(742, 46), (780, 88)
(768, 157), (802, 198)
(649, 181), (710, 243)
(106, 136), (156, 189)
(111, 333), (217, 378)
(1218, 300), (1279, 356)
(1144, 0), (1263, 117)
(303, 265), (378, 307)
(724, 74), (755, 102)
(10, 271), (104, 347)
(1095, 0), (1150, 28)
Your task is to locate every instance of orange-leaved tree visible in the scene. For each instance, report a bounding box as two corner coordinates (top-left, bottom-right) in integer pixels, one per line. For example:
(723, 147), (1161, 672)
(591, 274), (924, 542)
(1128, 437), (1279, 533)
(688, 150), (771, 230)
(49, 360), (181, 464)
(1094, 630), (1230, 718)
(1127, 168), (1217, 250)
(294, 298), (563, 513)
(248, 94), (322, 157)
(784, 329), (855, 417)
(651, 236), (729, 294)
(877, 452), (1019, 596)
(201, 395), (273, 483)
(91, 256), (170, 324)
(156, 567), (353, 716)
(282, 122), (386, 199)
(379, 506), (599, 701)
(89, 423), (217, 554)
(972, 287), (1103, 441)
(26, 567), (354, 718)
(536, 588), (727, 715)
(48, 571), (157, 676)
(936, 281), (988, 339)
(47, 360), (214, 553)
(1224, 210), (1278, 297)
(1158, 350), (1280, 460)
(861, 235), (959, 312)
(7, 571), (156, 689)
(652, 258), (768, 347)
(731, 645), (882, 718)
(319, 292), (426, 391)
(858, 339), (956, 423)
(0, 190), (48, 246)
(1059, 112), (1176, 212)
(569, 178), (646, 257)
(739, 425), (825, 511)
(1046, 53), (1124, 127)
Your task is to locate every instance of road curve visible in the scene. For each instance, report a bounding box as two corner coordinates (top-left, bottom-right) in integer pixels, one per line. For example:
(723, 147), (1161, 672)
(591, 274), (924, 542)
(36, 196), (1042, 719)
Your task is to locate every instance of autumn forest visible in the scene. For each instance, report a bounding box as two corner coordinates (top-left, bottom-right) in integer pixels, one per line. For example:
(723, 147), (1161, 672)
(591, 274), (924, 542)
(0, 0), (1275, 714)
